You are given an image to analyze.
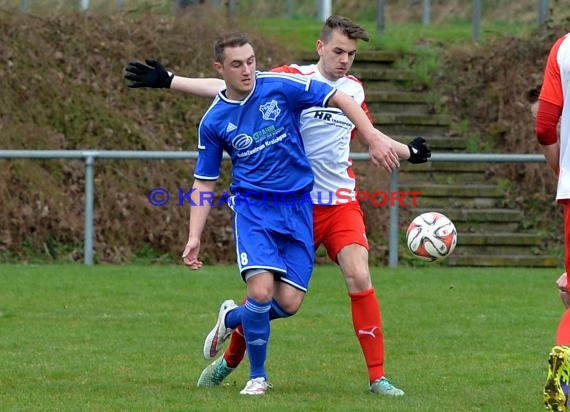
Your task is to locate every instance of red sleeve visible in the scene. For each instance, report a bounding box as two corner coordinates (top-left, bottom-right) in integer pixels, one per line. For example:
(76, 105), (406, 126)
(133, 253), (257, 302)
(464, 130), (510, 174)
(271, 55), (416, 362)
(536, 34), (567, 145)
(539, 34), (567, 107)
(536, 100), (562, 145)
(271, 65), (301, 74)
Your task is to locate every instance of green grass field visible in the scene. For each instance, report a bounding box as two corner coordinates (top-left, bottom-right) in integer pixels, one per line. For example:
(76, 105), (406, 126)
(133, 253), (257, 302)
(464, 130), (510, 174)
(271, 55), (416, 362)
(0, 264), (563, 411)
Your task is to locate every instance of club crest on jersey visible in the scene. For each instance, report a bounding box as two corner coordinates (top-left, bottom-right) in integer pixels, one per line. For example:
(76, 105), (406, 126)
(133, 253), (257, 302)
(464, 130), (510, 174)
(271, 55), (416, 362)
(259, 100), (281, 121)
(232, 133), (254, 150)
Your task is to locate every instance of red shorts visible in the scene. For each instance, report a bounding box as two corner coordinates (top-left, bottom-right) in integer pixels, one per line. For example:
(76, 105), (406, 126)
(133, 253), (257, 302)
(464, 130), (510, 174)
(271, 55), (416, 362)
(563, 200), (570, 279)
(313, 201), (370, 263)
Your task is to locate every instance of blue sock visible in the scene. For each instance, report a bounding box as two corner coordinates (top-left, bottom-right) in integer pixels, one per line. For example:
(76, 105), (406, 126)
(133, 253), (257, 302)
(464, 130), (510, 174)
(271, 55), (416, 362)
(242, 297), (271, 379)
(224, 305), (243, 330)
(224, 298), (291, 329)
(269, 298), (294, 320)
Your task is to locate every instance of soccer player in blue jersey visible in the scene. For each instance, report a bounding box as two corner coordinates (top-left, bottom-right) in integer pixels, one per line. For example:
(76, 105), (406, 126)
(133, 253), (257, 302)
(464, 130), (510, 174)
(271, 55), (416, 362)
(174, 32), (400, 395)
(124, 17), (429, 396)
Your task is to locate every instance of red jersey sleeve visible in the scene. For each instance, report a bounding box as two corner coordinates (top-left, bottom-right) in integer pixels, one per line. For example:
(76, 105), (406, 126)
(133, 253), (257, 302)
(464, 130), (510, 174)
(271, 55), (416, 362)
(539, 34), (567, 107)
(536, 34), (567, 144)
(271, 65), (301, 74)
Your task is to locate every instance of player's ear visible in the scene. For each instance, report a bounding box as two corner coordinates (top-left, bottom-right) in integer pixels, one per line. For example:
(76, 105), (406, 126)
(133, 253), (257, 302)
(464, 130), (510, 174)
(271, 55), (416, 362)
(316, 39), (325, 56)
(213, 61), (223, 77)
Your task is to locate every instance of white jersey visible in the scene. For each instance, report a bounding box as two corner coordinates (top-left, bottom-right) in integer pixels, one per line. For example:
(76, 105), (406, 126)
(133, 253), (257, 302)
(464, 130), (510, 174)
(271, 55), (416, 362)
(272, 64), (371, 204)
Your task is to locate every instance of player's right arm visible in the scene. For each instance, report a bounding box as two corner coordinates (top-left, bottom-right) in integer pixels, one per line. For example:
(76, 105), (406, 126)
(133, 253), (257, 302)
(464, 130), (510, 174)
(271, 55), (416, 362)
(124, 59), (223, 98)
(182, 178), (216, 270)
(171, 76), (224, 97)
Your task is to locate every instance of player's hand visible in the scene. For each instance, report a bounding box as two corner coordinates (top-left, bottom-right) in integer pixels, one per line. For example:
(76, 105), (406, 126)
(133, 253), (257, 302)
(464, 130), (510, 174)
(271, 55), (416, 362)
(556, 272), (570, 309)
(368, 133), (400, 172)
(407, 136), (431, 164)
(124, 59), (174, 89)
(182, 238), (203, 270)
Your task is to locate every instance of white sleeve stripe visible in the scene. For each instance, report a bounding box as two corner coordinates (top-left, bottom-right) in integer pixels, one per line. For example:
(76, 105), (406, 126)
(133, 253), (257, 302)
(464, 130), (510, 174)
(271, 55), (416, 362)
(323, 89), (337, 107)
(197, 96), (221, 149)
(257, 71), (310, 86)
(193, 174), (219, 181)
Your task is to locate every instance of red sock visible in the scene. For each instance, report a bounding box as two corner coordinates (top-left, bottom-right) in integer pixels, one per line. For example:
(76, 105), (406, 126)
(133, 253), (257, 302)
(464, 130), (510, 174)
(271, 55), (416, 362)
(350, 288), (384, 383)
(556, 309), (570, 346)
(223, 325), (246, 368)
(223, 296), (247, 368)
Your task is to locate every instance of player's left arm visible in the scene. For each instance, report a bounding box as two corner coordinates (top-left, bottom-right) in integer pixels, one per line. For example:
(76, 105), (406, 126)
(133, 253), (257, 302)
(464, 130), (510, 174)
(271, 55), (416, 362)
(182, 178), (216, 270)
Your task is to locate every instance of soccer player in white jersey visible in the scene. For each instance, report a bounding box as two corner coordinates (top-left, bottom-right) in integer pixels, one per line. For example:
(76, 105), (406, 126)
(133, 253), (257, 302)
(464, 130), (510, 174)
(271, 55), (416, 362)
(124, 17), (430, 396)
(128, 31), (406, 396)
(537, 31), (570, 412)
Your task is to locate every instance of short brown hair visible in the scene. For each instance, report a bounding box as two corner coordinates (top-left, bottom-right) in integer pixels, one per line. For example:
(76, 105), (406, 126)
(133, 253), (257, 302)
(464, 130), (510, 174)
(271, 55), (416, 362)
(320, 15), (369, 43)
(213, 32), (252, 63)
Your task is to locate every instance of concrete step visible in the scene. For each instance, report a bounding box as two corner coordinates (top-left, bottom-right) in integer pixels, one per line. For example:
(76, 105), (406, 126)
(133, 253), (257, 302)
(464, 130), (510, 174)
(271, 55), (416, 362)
(446, 254), (560, 267)
(401, 207), (523, 233)
(401, 184), (504, 198)
(374, 120), (450, 136)
(400, 162), (487, 183)
(400, 181), (508, 207)
(452, 233), (544, 255)
(350, 67), (414, 82)
(353, 50), (401, 64)
(366, 90), (431, 103)
(400, 162), (487, 173)
(407, 207), (523, 223)
(363, 80), (411, 91)
(365, 90), (433, 113)
(455, 244), (541, 255)
(400, 195), (499, 208)
(458, 233), (542, 246)
(400, 173), (489, 185)
(368, 101), (433, 114)
(373, 113), (451, 126)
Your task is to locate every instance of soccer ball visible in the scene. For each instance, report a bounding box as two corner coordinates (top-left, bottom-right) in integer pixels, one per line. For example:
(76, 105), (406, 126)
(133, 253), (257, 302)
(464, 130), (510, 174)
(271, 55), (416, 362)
(406, 212), (457, 262)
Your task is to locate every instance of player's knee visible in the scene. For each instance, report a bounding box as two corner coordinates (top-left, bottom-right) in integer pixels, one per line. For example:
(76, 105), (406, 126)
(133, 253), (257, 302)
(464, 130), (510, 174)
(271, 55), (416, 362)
(248, 288), (273, 303)
(271, 293), (304, 316)
(269, 298), (296, 319)
(275, 299), (301, 316)
(344, 270), (373, 292)
(556, 273), (570, 308)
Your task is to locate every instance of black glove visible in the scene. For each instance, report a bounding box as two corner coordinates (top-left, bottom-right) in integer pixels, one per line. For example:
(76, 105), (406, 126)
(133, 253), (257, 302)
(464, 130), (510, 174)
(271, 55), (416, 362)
(407, 136), (431, 164)
(124, 59), (174, 88)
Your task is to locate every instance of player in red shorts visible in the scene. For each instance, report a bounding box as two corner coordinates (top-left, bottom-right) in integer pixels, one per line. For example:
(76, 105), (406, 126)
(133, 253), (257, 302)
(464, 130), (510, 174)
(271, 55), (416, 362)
(125, 16), (430, 395)
(536, 31), (570, 411)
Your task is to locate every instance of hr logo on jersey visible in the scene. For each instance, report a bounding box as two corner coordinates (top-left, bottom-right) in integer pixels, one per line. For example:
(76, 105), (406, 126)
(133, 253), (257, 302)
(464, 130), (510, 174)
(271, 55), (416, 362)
(259, 100), (281, 121)
(232, 133), (253, 150)
(313, 110), (333, 121)
(306, 108), (351, 129)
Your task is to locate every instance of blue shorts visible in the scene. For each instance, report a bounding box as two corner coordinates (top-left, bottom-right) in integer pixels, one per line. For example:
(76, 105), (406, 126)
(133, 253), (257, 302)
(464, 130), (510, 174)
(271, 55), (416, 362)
(228, 193), (314, 292)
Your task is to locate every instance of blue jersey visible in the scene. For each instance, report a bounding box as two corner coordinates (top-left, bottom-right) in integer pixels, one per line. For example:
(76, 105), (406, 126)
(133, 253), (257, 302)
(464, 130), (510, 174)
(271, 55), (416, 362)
(194, 72), (337, 194)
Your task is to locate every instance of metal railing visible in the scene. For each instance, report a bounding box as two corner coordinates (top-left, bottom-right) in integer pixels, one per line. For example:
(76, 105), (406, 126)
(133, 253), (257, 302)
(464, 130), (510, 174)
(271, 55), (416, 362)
(0, 150), (548, 266)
